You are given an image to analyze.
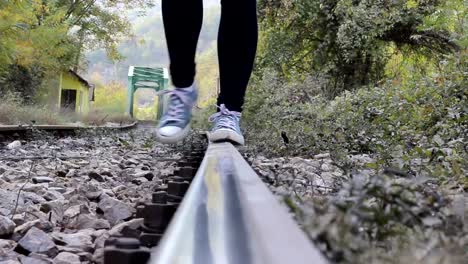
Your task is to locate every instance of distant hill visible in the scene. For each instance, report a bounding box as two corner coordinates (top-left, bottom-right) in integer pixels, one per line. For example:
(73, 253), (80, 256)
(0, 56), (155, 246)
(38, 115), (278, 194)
(86, 5), (220, 84)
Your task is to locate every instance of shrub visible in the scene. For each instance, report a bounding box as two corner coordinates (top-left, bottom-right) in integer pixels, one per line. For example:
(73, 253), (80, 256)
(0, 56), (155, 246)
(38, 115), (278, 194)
(243, 54), (467, 181)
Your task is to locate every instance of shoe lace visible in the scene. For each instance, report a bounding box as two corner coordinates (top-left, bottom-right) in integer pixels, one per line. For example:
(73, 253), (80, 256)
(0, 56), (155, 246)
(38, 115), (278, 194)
(159, 89), (192, 122)
(208, 104), (241, 131)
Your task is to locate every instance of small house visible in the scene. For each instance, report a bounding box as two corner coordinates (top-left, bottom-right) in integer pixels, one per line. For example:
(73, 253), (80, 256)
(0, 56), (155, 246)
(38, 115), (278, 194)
(57, 70), (94, 114)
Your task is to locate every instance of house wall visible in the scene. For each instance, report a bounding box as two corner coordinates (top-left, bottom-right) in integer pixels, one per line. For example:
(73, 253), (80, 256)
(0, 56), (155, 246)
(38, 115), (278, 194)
(59, 73), (90, 114)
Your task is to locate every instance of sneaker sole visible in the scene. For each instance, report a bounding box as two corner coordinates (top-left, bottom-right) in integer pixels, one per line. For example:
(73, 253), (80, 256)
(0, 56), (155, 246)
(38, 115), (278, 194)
(155, 124), (191, 144)
(208, 129), (245, 145)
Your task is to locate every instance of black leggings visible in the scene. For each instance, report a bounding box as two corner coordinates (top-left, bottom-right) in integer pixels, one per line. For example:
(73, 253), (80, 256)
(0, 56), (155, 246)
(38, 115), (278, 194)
(162, 0), (258, 112)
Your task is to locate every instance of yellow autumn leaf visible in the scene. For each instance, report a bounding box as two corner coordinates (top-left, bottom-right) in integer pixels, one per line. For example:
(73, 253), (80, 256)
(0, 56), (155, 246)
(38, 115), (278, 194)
(406, 0), (418, 9)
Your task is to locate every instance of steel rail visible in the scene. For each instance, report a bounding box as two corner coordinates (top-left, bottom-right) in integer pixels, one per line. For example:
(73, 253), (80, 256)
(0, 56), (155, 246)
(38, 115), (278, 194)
(0, 122), (138, 133)
(151, 142), (328, 264)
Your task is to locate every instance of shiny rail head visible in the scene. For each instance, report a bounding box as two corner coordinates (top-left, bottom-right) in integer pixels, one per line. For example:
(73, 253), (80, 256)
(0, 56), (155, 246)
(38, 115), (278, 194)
(151, 142), (328, 264)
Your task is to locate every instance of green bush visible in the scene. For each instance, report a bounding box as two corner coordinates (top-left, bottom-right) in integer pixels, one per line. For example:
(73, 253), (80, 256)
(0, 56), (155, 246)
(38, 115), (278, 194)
(243, 54), (467, 182)
(92, 82), (127, 114)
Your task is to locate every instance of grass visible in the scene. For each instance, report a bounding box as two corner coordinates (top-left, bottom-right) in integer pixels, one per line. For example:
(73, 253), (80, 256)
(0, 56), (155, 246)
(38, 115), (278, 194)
(0, 94), (134, 126)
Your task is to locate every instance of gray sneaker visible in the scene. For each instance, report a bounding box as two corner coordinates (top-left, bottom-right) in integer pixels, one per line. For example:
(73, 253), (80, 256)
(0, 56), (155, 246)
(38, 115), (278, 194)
(155, 86), (197, 144)
(208, 104), (245, 145)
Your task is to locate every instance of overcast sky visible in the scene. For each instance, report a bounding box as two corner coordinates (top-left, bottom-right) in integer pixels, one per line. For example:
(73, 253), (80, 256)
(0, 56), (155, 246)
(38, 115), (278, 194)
(128, 0), (220, 22)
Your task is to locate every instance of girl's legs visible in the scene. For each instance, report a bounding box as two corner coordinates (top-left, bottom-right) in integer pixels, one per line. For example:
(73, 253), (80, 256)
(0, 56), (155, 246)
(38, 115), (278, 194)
(162, 0), (203, 88)
(208, 0), (258, 145)
(159, 0), (258, 144)
(217, 0), (258, 112)
(156, 0), (202, 143)
(162, 0), (258, 109)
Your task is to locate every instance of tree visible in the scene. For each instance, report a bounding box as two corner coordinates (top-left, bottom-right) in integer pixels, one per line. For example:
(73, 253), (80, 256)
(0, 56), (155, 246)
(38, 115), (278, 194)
(55, 0), (154, 65)
(0, 0), (155, 100)
(0, 0), (76, 101)
(257, 0), (462, 97)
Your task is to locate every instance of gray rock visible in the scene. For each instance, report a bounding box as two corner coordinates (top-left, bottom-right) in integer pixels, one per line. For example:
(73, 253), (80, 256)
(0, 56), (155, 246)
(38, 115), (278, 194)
(14, 220), (54, 237)
(91, 248), (104, 264)
(132, 170), (154, 181)
(40, 200), (65, 224)
(348, 154), (374, 165)
(273, 186), (290, 196)
(48, 187), (67, 194)
(290, 157), (321, 168)
(320, 163), (332, 172)
(73, 214), (110, 230)
(97, 196), (133, 225)
(0, 239), (16, 255)
(18, 227), (57, 256)
(43, 191), (64, 201)
(99, 169), (114, 177)
(0, 259), (21, 264)
(93, 232), (109, 249)
(22, 184), (46, 194)
(3, 170), (30, 182)
(0, 208), (10, 216)
(81, 184), (102, 200)
(28, 254), (51, 260)
(88, 171), (104, 182)
(32, 177), (54, 184)
(18, 255), (51, 264)
(56, 246), (85, 254)
(52, 252), (80, 264)
(125, 158), (139, 165)
(7, 140), (22, 149)
(318, 172), (335, 187)
(91, 229), (107, 239)
(131, 177), (148, 185)
(305, 172), (320, 183)
(111, 185), (126, 194)
(62, 204), (89, 225)
(10, 209), (48, 230)
(61, 161), (80, 170)
(35, 170), (49, 176)
(65, 193), (89, 206)
(0, 250), (19, 262)
(0, 216), (16, 236)
(314, 153), (330, 159)
(63, 205), (81, 220)
(108, 218), (143, 236)
(102, 189), (114, 197)
(76, 251), (93, 262)
(22, 192), (47, 204)
(332, 169), (343, 177)
(54, 170), (67, 178)
(64, 169), (77, 178)
(11, 214), (26, 226)
(0, 189), (25, 212)
(51, 232), (93, 252)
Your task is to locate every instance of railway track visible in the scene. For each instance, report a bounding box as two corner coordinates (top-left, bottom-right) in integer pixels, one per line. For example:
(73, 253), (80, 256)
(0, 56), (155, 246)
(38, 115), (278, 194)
(103, 140), (328, 264)
(0, 122), (327, 263)
(0, 122), (138, 142)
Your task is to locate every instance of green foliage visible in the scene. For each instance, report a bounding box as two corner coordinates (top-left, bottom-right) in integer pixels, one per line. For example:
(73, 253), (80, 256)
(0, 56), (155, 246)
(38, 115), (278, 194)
(196, 42), (219, 107)
(0, 0), (76, 76)
(92, 80), (160, 120)
(298, 172), (466, 263)
(244, 53), (467, 181)
(93, 81), (127, 113)
(0, 0), (154, 99)
(257, 0), (463, 96)
(134, 98), (159, 120)
(248, 3), (467, 261)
